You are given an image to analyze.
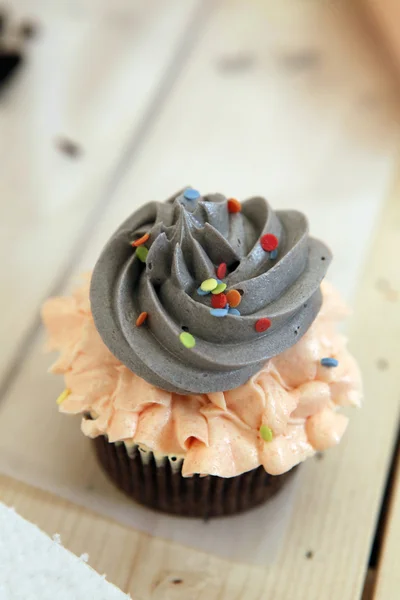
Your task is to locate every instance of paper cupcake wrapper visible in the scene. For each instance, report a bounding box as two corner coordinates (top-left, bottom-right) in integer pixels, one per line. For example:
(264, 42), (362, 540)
(93, 436), (297, 519)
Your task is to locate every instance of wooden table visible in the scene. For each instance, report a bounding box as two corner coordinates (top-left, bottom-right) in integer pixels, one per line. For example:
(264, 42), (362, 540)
(1, 1), (399, 598)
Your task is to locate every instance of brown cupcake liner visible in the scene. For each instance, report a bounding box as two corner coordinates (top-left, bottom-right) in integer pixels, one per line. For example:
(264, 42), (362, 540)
(93, 436), (297, 519)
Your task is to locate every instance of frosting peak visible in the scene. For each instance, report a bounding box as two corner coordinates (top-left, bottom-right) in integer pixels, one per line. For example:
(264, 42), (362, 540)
(42, 277), (363, 478)
(90, 190), (332, 393)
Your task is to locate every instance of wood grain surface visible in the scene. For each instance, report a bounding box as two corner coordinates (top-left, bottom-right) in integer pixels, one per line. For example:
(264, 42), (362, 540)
(1, 1), (400, 598)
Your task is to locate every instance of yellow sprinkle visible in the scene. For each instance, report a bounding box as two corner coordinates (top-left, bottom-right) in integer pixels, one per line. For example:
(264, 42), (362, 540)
(201, 278), (218, 292)
(260, 424), (273, 442)
(56, 388), (71, 405)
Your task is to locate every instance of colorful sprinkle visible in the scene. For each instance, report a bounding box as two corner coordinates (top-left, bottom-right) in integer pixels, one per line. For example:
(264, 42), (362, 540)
(131, 233), (149, 247)
(211, 293), (227, 309)
(136, 312), (148, 327)
(260, 233), (278, 252)
(226, 289), (241, 308)
(260, 424), (273, 442)
(183, 188), (200, 201)
(228, 308), (241, 316)
(320, 357), (339, 368)
(270, 249), (278, 259)
(201, 278), (218, 292)
(210, 307), (229, 317)
(197, 287), (210, 296)
(135, 246), (148, 263)
(212, 282), (227, 295)
(56, 388), (71, 405)
(227, 198), (242, 213)
(255, 318), (271, 332)
(216, 262), (227, 279)
(180, 331), (196, 348)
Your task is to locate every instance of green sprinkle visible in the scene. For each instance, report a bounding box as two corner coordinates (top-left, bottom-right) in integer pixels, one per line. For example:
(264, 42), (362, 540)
(201, 278), (218, 292)
(260, 424), (273, 442)
(136, 246), (148, 263)
(211, 282), (227, 295)
(179, 332), (196, 349)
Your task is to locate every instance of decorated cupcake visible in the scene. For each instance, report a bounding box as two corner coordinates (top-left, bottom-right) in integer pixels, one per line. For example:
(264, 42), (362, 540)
(42, 189), (362, 518)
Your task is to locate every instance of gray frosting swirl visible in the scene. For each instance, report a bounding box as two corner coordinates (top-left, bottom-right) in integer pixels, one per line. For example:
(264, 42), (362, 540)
(90, 189), (331, 394)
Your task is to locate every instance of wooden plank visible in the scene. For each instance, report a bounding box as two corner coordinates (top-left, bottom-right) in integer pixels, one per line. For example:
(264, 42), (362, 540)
(359, 0), (400, 72)
(0, 0), (204, 385)
(1, 1), (400, 598)
(1, 166), (399, 599)
(374, 446), (400, 599)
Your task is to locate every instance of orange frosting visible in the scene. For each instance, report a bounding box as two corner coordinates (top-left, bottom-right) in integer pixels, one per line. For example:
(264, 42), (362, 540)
(42, 275), (362, 477)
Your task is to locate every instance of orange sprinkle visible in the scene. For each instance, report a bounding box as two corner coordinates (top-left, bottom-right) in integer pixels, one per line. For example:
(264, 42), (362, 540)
(136, 312), (148, 327)
(131, 233), (150, 247)
(227, 198), (241, 213)
(226, 289), (241, 308)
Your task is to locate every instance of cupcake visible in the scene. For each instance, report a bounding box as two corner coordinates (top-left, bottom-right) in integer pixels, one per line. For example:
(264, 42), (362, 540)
(42, 189), (362, 518)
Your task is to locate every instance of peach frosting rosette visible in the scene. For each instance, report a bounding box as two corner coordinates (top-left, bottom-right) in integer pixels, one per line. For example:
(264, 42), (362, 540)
(42, 275), (362, 478)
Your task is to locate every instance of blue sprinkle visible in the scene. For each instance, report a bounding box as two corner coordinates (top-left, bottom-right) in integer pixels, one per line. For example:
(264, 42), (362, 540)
(320, 357), (339, 368)
(216, 279), (223, 284)
(197, 287), (209, 296)
(228, 308), (241, 316)
(210, 308), (229, 317)
(270, 249), (278, 259)
(184, 188), (200, 201)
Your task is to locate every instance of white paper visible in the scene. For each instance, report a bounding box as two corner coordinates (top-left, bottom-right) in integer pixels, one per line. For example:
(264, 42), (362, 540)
(0, 503), (129, 600)
(0, 359), (300, 565)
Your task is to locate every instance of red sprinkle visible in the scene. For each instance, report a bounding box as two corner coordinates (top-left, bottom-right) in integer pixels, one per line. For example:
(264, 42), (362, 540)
(260, 234), (278, 252)
(227, 198), (242, 213)
(136, 312), (148, 327)
(255, 318), (271, 333)
(216, 262), (227, 279)
(211, 293), (228, 309)
(131, 233), (150, 247)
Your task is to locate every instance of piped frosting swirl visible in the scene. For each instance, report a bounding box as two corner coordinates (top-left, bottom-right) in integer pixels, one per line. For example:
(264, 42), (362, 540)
(90, 190), (331, 393)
